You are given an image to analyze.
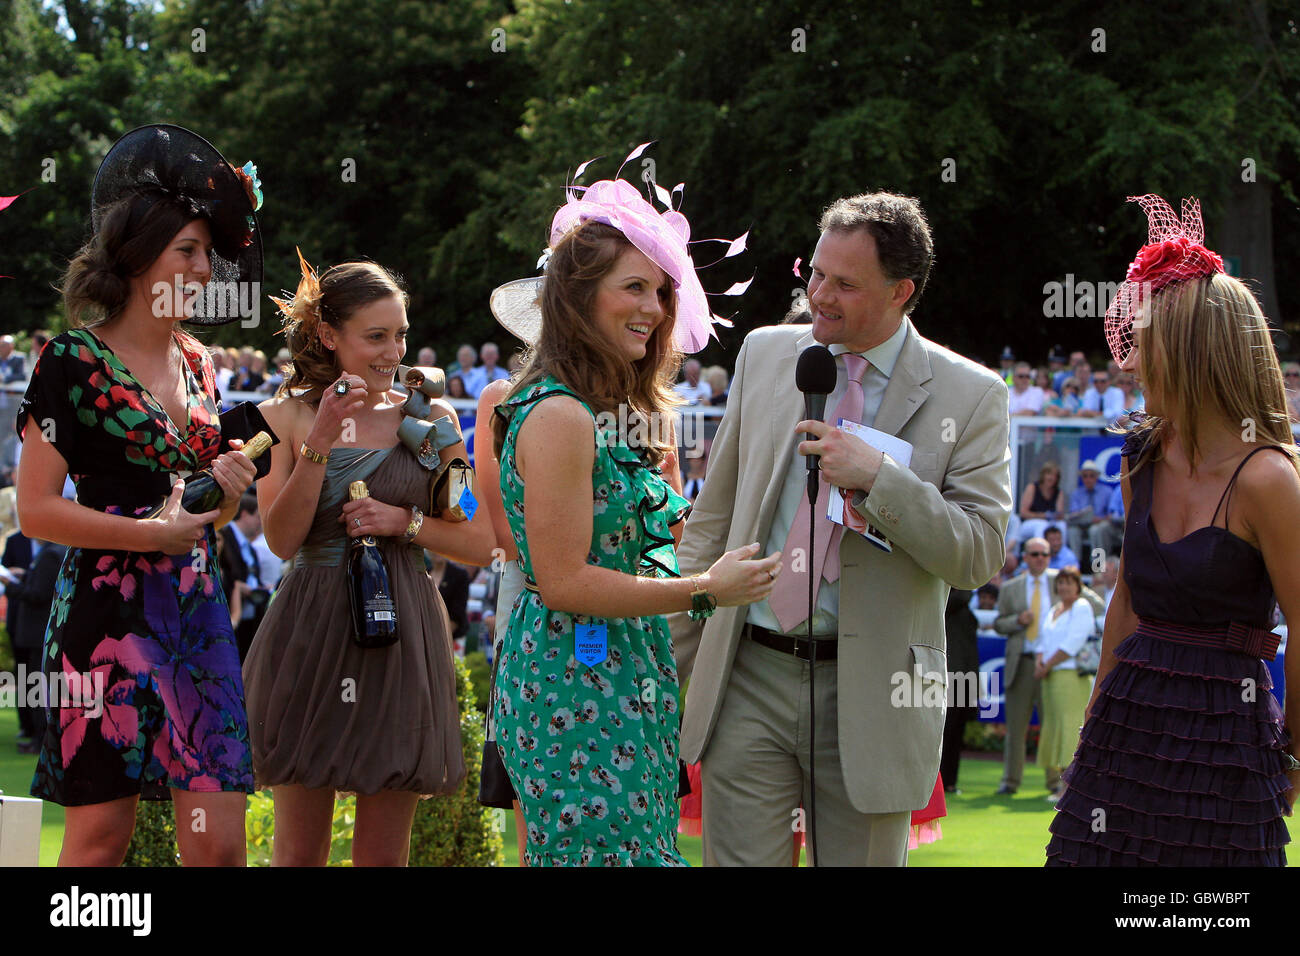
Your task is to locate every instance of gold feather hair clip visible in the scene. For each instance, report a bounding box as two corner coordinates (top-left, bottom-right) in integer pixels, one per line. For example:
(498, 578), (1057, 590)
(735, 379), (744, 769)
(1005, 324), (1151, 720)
(271, 247), (325, 339)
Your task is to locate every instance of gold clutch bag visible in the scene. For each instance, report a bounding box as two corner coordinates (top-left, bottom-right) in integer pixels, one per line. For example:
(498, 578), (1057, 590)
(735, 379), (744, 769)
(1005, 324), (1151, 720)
(430, 457), (475, 521)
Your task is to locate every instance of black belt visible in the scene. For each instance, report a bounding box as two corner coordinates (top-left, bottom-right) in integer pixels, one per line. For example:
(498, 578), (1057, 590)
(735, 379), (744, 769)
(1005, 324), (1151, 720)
(747, 624), (837, 662)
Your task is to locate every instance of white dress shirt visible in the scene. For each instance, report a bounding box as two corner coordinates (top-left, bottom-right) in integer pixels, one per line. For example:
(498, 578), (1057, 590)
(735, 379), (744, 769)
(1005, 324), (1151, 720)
(1082, 386), (1125, 422)
(1036, 600), (1095, 670)
(251, 533), (285, 589)
(1007, 385), (1045, 415)
(227, 522), (260, 621)
(747, 319), (908, 637)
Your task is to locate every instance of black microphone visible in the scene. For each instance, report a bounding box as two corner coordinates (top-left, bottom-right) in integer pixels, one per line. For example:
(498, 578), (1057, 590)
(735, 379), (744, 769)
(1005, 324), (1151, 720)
(796, 345), (838, 503)
(794, 343), (837, 868)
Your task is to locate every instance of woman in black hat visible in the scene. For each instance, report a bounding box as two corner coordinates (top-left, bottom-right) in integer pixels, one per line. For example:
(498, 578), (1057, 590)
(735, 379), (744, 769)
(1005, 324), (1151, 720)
(14, 126), (263, 865)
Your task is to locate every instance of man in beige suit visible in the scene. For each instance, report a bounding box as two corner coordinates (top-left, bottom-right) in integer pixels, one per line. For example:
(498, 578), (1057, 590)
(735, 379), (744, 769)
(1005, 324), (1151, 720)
(671, 193), (1012, 866)
(994, 538), (1105, 795)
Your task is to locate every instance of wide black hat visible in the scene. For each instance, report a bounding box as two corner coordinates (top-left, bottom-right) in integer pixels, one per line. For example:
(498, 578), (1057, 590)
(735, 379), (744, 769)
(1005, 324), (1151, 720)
(90, 124), (263, 326)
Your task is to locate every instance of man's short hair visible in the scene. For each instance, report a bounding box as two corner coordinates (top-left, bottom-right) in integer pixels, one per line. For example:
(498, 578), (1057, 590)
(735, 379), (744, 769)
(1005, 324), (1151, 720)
(236, 491), (258, 519)
(819, 193), (934, 315)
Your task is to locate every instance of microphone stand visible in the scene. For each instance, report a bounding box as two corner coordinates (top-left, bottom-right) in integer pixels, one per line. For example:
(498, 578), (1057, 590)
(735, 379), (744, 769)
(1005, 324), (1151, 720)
(805, 465), (820, 868)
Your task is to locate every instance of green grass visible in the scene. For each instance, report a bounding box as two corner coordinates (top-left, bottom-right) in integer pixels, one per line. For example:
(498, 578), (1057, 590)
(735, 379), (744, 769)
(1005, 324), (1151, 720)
(5, 706), (1286, 866)
(0, 707), (65, 866)
(909, 755), (1060, 866)
(492, 754), (1072, 867)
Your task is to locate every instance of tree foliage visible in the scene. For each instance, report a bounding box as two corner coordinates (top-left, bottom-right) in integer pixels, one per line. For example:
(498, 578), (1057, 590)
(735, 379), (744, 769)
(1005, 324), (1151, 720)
(2, 0), (1298, 365)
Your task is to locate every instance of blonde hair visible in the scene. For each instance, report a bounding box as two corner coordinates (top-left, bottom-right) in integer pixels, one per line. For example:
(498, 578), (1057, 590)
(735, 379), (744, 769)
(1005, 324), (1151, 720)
(1126, 273), (1298, 474)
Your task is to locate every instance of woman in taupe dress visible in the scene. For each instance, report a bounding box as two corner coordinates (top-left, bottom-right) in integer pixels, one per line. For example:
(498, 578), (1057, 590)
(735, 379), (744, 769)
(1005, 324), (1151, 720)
(242, 255), (494, 865)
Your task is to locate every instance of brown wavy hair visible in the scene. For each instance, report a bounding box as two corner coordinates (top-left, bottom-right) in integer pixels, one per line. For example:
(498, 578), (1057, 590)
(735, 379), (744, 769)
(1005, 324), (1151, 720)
(1123, 273), (1298, 476)
(492, 221), (683, 467)
(273, 251), (408, 403)
(60, 194), (200, 327)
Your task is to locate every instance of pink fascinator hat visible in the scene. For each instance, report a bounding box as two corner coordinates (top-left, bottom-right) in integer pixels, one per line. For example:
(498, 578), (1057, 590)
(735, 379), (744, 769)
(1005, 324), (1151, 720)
(1104, 194), (1225, 363)
(490, 143), (749, 354)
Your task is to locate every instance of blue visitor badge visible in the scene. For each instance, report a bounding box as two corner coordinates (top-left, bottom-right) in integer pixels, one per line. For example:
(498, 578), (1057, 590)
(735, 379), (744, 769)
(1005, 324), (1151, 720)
(458, 486), (479, 522)
(574, 623), (609, 666)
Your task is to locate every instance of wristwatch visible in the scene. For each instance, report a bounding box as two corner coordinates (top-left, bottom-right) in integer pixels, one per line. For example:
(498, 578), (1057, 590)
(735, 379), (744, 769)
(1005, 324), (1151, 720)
(404, 505), (424, 542)
(1283, 752), (1300, 773)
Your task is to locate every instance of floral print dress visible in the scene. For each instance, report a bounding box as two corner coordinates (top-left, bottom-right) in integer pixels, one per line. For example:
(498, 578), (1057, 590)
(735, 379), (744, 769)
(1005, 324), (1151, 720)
(16, 328), (253, 806)
(494, 377), (690, 866)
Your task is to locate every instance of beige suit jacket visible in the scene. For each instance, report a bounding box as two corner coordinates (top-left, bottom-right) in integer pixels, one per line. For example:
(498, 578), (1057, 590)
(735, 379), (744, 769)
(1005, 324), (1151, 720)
(994, 568), (1106, 685)
(670, 320), (1012, 814)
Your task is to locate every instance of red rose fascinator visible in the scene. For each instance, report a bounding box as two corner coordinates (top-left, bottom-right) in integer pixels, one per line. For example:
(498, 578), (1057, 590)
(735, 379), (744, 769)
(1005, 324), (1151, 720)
(1104, 194), (1225, 362)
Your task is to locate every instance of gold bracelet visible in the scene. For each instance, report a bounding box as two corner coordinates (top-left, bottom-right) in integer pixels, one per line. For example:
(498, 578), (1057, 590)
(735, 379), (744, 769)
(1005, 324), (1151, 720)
(299, 441), (329, 465)
(404, 505), (424, 541)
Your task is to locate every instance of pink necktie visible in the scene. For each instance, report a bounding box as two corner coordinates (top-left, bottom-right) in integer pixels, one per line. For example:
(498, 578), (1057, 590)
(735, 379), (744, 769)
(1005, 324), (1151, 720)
(769, 353), (868, 633)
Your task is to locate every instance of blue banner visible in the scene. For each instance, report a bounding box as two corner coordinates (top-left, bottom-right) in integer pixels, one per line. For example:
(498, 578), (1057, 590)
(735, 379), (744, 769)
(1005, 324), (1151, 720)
(1077, 434), (1126, 487)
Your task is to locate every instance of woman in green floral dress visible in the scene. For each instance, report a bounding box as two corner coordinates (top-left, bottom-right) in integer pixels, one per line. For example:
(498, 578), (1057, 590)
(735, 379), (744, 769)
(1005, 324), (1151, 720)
(489, 175), (781, 866)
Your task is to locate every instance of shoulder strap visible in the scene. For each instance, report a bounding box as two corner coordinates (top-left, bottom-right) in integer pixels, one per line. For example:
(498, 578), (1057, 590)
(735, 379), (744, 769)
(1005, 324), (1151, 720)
(1211, 446), (1284, 528)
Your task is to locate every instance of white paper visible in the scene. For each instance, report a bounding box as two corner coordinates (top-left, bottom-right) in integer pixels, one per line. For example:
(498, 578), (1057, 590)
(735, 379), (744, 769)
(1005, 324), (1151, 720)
(826, 420), (914, 552)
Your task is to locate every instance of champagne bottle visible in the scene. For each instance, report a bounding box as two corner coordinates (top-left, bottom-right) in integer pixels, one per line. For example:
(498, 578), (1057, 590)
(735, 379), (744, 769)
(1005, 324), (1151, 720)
(347, 480), (400, 648)
(146, 431), (274, 518)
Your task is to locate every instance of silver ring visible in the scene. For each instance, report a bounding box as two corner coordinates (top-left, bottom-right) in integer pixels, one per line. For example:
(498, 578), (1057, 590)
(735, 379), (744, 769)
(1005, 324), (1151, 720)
(354, 517), (362, 528)
(334, 380), (351, 396)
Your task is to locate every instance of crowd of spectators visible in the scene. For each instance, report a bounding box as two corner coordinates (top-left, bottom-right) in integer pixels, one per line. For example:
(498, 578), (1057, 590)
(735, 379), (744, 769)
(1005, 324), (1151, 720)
(1002, 346), (1145, 427)
(2, 328), (1291, 769)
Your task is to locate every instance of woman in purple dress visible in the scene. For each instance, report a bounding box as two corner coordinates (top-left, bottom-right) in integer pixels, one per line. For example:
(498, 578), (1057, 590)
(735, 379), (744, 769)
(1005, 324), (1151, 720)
(1046, 195), (1300, 865)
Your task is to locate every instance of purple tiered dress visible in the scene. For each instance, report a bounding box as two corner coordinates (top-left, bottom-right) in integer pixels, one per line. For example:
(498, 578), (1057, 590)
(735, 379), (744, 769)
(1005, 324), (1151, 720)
(1046, 431), (1293, 866)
